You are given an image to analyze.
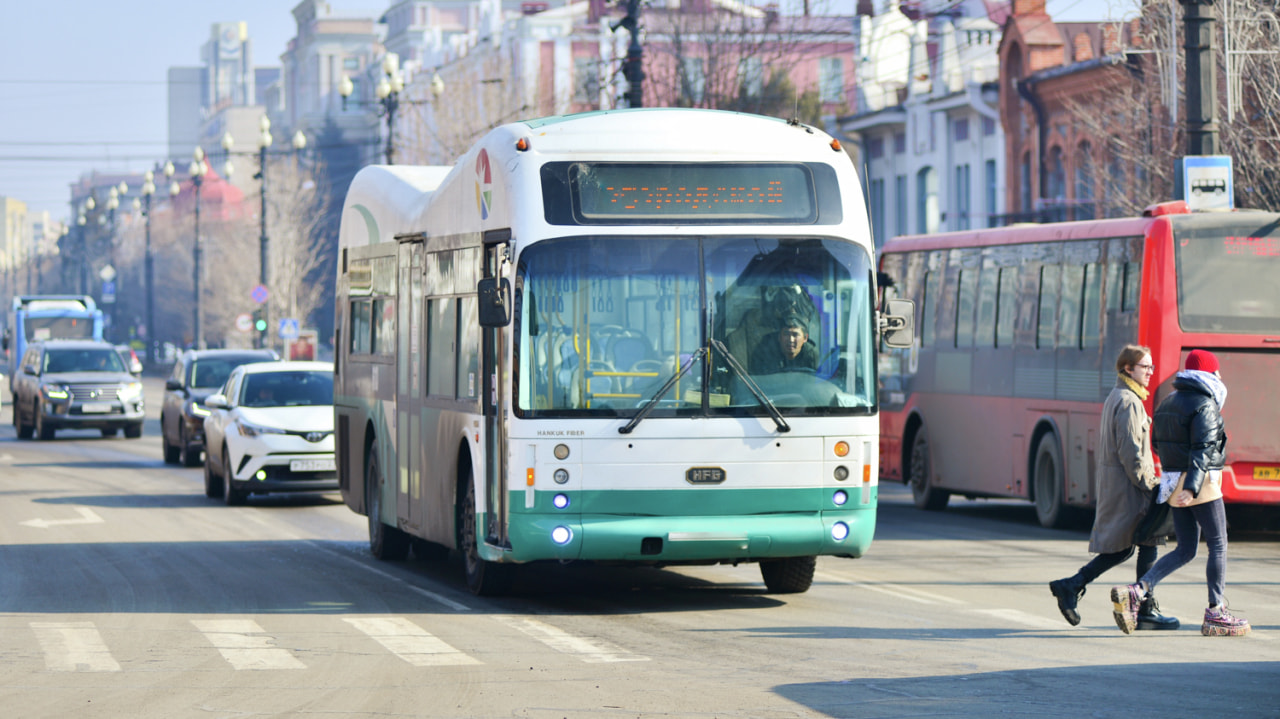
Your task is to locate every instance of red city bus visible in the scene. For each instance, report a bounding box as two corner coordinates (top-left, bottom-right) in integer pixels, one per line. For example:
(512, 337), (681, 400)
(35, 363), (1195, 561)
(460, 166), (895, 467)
(876, 201), (1280, 527)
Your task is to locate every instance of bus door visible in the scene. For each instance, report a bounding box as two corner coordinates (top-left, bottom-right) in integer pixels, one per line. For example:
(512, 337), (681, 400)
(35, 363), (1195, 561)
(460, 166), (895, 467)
(397, 240), (425, 533)
(480, 231), (512, 547)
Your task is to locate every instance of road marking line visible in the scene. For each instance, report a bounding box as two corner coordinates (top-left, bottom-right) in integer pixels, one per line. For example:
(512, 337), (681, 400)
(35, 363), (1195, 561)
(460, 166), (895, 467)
(192, 619), (306, 670)
(820, 572), (965, 605)
(30, 621), (121, 672)
(307, 543), (473, 613)
(20, 506), (104, 529)
(493, 615), (649, 663)
(344, 617), (481, 666)
(970, 608), (1067, 630)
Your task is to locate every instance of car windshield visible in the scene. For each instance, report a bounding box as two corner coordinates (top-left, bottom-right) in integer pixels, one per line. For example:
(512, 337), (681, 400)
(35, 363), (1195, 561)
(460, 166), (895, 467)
(239, 370), (333, 408)
(43, 348), (125, 373)
(190, 356), (270, 389)
(515, 235), (877, 419)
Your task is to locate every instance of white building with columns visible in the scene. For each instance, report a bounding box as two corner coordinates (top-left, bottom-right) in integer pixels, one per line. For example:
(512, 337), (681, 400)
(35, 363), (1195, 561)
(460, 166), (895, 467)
(838, 0), (1007, 247)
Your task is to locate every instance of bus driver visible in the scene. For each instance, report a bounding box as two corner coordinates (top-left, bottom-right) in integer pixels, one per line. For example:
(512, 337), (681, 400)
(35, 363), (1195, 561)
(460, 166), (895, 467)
(750, 314), (819, 374)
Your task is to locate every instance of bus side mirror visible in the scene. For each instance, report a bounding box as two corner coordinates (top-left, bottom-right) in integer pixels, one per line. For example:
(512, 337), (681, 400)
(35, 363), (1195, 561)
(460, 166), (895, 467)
(879, 298), (915, 349)
(477, 278), (511, 328)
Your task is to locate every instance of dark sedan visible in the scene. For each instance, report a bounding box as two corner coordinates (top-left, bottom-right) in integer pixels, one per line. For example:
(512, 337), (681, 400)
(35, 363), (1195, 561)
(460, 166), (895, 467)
(161, 348), (277, 466)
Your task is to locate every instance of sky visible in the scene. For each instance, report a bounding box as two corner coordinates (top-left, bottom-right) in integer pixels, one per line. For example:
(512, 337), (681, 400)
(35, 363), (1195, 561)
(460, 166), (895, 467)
(0, 0), (1139, 221)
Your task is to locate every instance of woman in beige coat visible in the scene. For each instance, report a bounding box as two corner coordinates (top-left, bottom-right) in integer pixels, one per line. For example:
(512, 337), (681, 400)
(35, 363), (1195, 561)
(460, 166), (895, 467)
(1048, 345), (1178, 629)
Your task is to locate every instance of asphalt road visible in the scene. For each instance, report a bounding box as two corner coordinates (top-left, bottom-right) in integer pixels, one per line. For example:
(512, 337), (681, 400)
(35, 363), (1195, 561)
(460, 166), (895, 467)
(1, 376), (1278, 718)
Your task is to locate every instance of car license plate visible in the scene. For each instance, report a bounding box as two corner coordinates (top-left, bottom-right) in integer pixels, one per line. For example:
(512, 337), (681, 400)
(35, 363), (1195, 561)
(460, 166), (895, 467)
(80, 402), (113, 414)
(1253, 466), (1280, 480)
(291, 458), (336, 472)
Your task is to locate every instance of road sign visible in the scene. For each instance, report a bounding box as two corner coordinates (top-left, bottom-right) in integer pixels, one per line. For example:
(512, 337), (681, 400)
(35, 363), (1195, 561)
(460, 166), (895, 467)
(235, 312), (253, 332)
(101, 280), (116, 304)
(278, 317), (300, 340)
(251, 284), (268, 304)
(99, 264), (116, 282)
(1179, 155), (1233, 211)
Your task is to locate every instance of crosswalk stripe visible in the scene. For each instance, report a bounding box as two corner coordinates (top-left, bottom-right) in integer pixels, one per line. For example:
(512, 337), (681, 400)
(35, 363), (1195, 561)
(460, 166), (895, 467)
(492, 615), (649, 663)
(191, 619), (306, 670)
(344, 617), (481, 666)
(30, 621), (121, 672)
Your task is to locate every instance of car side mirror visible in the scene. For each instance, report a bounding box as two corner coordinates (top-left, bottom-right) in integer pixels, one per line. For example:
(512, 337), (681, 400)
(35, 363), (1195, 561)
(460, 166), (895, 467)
(477, 277), (511, 328)
(879, 298), (916, 349)
(23, 364), (37, 375)
(205, 394), (229, 409)
(165, 378), (183, 391)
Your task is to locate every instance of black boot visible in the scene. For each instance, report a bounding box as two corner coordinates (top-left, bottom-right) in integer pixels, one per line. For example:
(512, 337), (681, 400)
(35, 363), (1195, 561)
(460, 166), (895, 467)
(1049, 575), (1087, 626)
(1136, 594), (1180, 630)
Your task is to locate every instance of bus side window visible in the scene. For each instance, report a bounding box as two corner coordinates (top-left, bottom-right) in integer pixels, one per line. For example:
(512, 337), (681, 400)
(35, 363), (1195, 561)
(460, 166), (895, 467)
(1037, 265), (1059, 349)
(1122, 261), (1141, 311)
(1057, 264), (1084, 349)
(1081, 263), (1103, 348)
(955, 268), (978, 347)
(995, 267), (1017, 347)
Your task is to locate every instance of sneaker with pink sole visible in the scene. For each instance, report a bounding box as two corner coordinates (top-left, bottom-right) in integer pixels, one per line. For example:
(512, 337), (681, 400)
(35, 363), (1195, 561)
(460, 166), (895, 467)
(1110, 583), (1143, 634)
(1202, 606), (1250, 636)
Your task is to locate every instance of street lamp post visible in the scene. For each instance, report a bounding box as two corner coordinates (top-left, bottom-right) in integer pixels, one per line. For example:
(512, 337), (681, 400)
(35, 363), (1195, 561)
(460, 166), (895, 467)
(338, 53), (443, 165)
(190, 148), (208, 350)
(256, 116), (273, 349)
(137, 169), (158, 364)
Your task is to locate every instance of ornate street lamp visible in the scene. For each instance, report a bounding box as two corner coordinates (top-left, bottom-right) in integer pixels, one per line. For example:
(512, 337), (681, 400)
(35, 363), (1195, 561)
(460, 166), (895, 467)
(137, 169), (158, 364)
(338, 53), (444, 165)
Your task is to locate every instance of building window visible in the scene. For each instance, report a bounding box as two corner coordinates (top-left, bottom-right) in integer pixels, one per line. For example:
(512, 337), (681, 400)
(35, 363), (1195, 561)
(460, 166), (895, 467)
(1074, 140), (1095, 221)
(738, 57), (764, 97)
(1020, 152), (1032, 213)
(953, 117), (969, 142)
(870, 178), (886, 247)
(983, 116), (997, 136)
(819, 57), (843, 103)
(574, 56), (599, 104)
(954, 163), (971, 230)
(916, 166), (939, 234)
(680, 57), (705, 104)
(895, 174), (908, 238)
(868, 137), (884, 159)
(985, 159), (997, 221)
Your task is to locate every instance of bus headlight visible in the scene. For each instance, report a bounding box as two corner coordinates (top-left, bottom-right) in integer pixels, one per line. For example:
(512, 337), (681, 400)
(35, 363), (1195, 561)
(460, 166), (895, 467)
(553, 468), (569, 484)
(551, 526), (573, 545)
(831, 522), (850, 541)
(832, 490), (848, 506)
(552, 493), (570, 509)
(833, 465), (849, 481)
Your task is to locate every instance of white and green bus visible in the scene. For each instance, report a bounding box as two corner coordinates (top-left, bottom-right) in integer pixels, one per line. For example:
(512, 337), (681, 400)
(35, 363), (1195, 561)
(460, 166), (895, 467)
(334, 109), (913, 595)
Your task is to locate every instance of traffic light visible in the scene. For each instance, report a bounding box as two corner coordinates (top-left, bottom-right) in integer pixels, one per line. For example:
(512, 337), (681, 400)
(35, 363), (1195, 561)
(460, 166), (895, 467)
(253, 308), (267, 348)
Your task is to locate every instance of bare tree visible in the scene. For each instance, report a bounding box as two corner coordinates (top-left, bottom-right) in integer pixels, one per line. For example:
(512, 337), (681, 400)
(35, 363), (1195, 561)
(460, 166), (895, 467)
(263, 153), (331, 343)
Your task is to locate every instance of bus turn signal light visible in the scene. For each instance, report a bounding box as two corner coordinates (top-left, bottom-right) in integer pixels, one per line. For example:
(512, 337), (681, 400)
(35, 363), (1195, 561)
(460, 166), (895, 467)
(834, 441), (849, 457)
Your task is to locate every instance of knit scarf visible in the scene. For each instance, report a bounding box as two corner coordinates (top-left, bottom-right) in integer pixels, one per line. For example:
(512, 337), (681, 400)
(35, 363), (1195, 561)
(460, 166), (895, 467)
(1119, 372), (1149, 401)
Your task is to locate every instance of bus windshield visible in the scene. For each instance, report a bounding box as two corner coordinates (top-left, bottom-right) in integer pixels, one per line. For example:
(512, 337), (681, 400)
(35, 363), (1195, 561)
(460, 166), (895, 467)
(1177, 221), (1280, 333)
(516, 236), (877, 418)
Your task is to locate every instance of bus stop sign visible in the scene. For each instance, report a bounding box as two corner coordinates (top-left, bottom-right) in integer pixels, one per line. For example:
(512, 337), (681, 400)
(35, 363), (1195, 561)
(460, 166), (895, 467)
(1178, 155), (1233, 211)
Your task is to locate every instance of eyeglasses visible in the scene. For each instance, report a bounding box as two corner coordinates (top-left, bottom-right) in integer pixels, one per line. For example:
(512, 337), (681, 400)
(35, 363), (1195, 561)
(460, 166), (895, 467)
(1135, 363), (1154, 370)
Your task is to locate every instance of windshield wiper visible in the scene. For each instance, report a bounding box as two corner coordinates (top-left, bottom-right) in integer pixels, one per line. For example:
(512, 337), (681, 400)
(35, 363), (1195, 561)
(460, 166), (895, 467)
(618, 347), (707, 435)
(709, 339), (790, 433)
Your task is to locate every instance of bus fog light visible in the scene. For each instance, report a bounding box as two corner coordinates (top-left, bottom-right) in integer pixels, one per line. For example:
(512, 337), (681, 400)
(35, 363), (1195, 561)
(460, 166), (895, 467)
(553, 493), (570, 509)
(832, 490), (848, 506)
(554, 444), (570, 460)
(553, 468), (569, 484)
(551, 526), (573, 545)
(831, 522), (850, 541)
(833, 465), (849, 481)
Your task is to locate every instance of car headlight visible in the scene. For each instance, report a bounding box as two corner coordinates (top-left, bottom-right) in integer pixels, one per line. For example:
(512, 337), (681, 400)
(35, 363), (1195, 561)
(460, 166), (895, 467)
(118, 382), (144, 401)
(237, 419), (287, 437)
(185, 399), (210, 418)
(41, 383), (70, 400)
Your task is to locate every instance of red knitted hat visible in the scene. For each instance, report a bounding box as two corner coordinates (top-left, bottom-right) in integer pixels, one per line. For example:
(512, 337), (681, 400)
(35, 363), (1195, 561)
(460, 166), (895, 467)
(1185, 349), (1219, 373)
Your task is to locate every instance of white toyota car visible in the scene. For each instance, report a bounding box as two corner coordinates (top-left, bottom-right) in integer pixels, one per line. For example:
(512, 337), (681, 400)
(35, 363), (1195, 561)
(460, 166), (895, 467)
(201, 360), (336, 505)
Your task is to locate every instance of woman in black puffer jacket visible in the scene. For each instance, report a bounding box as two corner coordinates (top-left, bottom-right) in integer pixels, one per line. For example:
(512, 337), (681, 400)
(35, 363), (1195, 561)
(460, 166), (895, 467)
(1109, 350), (1250, 637)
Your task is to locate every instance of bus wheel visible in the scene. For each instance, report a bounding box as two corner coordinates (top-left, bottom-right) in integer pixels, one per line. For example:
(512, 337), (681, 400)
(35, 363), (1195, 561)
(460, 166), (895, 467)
(366, 448), (410, 560)
(1033, 433), (1070, 529)
(908, 427), (949, 511)
(760, 556), (816, 593)
(460, 474), (512, 596)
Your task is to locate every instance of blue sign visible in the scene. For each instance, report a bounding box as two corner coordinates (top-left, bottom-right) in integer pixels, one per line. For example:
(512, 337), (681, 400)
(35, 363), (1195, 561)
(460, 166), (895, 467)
(251, 284), (269, 304)
(1179, 155), (1233, 211)
(278, 317), (300, 340)
(102, 280), (116, 304)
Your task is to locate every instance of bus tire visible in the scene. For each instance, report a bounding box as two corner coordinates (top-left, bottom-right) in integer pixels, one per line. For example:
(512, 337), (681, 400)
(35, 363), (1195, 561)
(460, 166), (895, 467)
(1033, 432), (1070, 529)
(908, 426), (949, 511)
(460, 473), (512, 596)
(760, 556), (816, 593)
(365, 448), (410, 560)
